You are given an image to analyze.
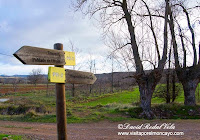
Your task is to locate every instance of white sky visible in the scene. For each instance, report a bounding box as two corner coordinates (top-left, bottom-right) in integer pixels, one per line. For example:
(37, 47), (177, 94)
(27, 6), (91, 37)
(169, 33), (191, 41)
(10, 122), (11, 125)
(0, 0), (112, 75)
(0, 0), (199, 75)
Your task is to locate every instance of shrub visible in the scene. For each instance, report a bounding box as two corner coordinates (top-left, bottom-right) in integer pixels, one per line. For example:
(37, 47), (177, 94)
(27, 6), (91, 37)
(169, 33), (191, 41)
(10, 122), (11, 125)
(25, 109), (38, 117)
(154, 84), (182, 103)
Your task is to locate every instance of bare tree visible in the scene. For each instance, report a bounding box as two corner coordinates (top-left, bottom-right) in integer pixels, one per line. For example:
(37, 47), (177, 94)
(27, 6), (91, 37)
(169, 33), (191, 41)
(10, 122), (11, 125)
(110, 54), (114, 93)
(68, 40), (82, 97)
(11, 78), (21, 92)
(28, 68), (43, 87)
(0, 78), (5, 92)
(168, 0), (200, 106)
(73, 0), (170, 118)
(87, 53), (96, 95)
(106, 52), (117, 93)
(0, 78), (5, 85)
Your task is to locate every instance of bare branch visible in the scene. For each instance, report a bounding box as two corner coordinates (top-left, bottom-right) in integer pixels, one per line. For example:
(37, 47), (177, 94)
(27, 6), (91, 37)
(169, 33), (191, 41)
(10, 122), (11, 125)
(177, 24), (187, 68)
(122, 0), (143, 74)
(142, 59), (156, 69)
(168, 4), (180, 68)
(141, 0), (160, 61)
(112, 42), (131, 53)
(130, 0), (138, 13)
(133, 12), (166, 20)
(158, 0), (169, 70)
(176, 3), (197, 65)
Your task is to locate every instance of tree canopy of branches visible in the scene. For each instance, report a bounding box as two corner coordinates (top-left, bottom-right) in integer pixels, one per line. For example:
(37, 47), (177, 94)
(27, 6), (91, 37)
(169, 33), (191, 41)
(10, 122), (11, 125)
(73, 0), (170, 119)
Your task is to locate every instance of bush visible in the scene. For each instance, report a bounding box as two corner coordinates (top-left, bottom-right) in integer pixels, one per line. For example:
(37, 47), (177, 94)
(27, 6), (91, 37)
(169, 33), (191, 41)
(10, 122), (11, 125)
(25, 109), (38, 117)
(154, 84), (182, 103)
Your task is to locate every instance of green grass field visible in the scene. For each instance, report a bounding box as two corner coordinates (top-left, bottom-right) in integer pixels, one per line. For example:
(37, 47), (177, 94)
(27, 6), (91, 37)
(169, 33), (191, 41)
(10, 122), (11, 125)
(0, 134), (29, 140)
(0, 84), (199, 123)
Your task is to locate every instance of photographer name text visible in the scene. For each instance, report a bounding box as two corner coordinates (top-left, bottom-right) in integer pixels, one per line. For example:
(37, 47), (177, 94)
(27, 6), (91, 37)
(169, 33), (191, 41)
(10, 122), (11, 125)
(118, 123), (175, 130)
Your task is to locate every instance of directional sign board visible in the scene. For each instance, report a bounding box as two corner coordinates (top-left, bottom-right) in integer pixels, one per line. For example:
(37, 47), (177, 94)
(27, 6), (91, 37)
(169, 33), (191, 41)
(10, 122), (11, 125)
(48, 67), (66, 83)
(65, 51), (75, 66)
(13, 46), (66, 65)
(48, 68), (97, 84)
(65, 69), (97, 85)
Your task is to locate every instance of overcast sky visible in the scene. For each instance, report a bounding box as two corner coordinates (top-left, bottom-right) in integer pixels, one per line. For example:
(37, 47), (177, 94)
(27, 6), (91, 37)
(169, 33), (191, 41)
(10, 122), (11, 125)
(0, 0), (111, 75)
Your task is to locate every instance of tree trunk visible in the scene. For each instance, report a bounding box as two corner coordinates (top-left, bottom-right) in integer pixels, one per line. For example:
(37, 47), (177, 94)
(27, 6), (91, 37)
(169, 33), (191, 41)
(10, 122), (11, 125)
(72, 84), (75, 97)
(89, 85), (92, 96)
(166, 72), (170, 103)
(166, 46), (172, 103)
(111, 72), (114, 93)
(99, 81), (102, 95)
(182, 79), (198, 106)
(136, 71), (161, 119)
(176, 66), (200, 106)
(172, 70), (176, 102)
(138, 83), (155, 119)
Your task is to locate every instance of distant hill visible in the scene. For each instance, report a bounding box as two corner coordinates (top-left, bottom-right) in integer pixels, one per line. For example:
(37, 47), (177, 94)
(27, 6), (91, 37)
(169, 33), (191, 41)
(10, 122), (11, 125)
(0, 75), (48, 78)
(0, 75), (28, 78)
(13, 75), (28, 78)
(0, 69), (178, 84)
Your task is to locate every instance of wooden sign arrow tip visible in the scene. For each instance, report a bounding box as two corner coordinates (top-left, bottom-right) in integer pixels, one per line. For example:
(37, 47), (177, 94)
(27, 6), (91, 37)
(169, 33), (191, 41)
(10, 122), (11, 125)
(13, 53), (26, 64)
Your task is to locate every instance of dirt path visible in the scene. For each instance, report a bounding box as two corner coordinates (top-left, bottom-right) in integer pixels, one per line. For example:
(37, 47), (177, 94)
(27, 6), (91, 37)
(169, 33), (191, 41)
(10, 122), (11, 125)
(0, 120), (199, 140)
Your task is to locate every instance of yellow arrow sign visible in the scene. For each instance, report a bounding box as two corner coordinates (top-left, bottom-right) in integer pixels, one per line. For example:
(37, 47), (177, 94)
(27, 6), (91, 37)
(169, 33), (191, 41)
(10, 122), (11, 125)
(65, 51), (75, 66)
(48, 67), (66, 83)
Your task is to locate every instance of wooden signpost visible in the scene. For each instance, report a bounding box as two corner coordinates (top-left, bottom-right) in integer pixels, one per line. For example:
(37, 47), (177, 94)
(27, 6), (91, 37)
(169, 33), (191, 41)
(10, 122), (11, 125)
(14, 46), (76, 66)
(13, 46), (65, 65)
(48, 68), (97, 84)
(13, 43), (97, 140)
(65, 69), (97, 84)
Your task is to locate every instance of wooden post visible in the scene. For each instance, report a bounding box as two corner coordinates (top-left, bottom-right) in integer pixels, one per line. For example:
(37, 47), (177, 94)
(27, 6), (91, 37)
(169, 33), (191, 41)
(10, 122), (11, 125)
(54, 43), (67, 140)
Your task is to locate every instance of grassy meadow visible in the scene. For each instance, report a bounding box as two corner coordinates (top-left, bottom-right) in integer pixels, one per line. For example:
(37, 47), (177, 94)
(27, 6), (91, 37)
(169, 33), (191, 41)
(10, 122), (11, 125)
(0, 84), (199, 123)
